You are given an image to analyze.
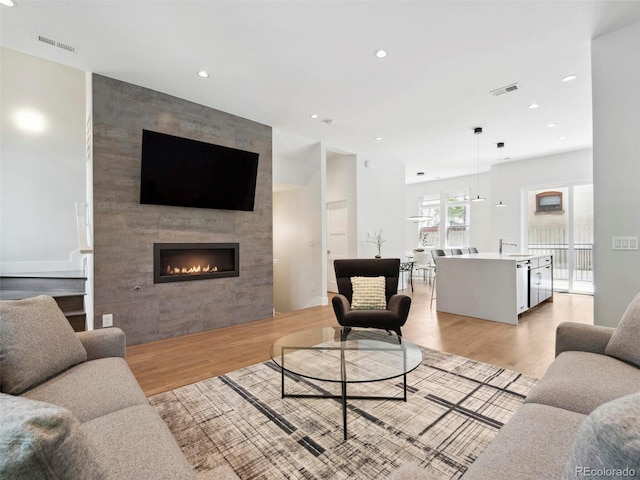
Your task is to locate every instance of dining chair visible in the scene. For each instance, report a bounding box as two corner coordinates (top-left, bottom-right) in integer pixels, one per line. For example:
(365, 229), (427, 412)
(468, 247), (479, 254)
(413, 250), (432, 283)
(451, 248), (464, 255)
(430, 250), (446, 309)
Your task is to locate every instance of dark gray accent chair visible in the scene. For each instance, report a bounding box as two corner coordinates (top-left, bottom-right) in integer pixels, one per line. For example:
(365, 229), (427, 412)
(332, 258), (411, 337)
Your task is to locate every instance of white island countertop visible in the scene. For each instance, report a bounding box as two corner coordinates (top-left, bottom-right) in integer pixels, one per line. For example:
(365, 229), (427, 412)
(435, 253), (553, 325)
(443, 253), (546, 261)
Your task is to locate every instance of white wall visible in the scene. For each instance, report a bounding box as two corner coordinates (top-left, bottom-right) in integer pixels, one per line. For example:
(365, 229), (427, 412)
(592, 21), (640, 327)
(357, 158), (406, 259)
(0, 47), (86, 272)
(273, 131), (326, 312)
(273, 130), (407, 310)
(490, 149), (592, 252)
(405, 149), (592, 255)
(327, 151), (358, 258)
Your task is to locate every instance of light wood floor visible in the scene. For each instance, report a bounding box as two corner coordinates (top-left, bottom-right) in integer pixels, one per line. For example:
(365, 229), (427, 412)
(126, 281), (594, 396)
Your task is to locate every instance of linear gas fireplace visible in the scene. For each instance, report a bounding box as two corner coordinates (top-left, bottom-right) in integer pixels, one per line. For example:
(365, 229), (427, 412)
(153, 243), (239, 284)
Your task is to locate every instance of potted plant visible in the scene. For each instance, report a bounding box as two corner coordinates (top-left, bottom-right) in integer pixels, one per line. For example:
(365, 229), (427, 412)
(368, 230), (386, 258)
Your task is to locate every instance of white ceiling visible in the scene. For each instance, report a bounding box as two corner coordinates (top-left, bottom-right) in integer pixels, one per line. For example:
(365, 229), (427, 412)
(2, 1), (640, 183)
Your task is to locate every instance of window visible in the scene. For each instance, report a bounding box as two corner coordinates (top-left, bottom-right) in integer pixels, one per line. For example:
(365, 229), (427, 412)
(446, 193), (470, 247)
(417, 191), (470, 248)
(417, 195), (440, 247)
(536, 191), (563, 213)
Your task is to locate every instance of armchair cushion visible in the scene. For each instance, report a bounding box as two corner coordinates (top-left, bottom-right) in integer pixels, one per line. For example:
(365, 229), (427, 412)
(351, 276), (386, 310)
(605, 291), (640, 367)
(0, 296), (87, 395)
(0, 393), (106, 480)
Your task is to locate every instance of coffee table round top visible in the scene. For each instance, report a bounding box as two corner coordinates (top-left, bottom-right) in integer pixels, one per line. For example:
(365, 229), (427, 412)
(270, 327), (423, 383)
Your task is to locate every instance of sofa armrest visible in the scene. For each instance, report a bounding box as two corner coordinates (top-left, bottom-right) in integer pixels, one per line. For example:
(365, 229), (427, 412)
(76, 327), (126, 360)
(555, 322), (615, 357)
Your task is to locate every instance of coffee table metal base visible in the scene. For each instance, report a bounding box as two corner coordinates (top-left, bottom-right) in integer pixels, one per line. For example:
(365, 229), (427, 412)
(281, 372), (408, 441)
(279, 343), (409, 441)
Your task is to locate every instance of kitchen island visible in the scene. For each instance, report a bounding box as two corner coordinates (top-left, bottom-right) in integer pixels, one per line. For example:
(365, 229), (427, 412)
(435, 253), (552, 325)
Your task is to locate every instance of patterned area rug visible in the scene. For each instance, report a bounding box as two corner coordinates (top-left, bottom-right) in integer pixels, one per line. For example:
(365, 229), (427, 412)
(150, 346), (536, 479)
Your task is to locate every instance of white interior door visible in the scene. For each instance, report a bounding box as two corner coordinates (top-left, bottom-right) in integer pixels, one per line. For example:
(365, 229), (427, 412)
(327, 201), (348, 293)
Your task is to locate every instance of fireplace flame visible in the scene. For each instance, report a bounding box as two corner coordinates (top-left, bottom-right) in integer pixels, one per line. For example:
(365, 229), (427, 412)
(166, 264), (218, 275)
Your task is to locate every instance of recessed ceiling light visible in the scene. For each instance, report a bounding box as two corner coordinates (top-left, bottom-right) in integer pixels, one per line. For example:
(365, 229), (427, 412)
(309, 114), (318, 119)
(0, 0), (16, 6)
(547, 123), (557, 128)
(528, 104), (540, 110)
(197, 70), (209, 78)
(561, 75), (577, 82)
(375, 136), (383, 141)
(559, 136), (567, 141)
(374, 49), (388, 58)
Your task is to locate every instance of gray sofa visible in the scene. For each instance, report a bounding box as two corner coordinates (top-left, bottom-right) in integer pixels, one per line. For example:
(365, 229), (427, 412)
(0, 295), (238, 480)
(463, 292), (640, 480)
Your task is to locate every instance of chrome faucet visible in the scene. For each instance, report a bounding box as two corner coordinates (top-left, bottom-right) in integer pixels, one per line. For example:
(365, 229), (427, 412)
(499, 238), (517, 255)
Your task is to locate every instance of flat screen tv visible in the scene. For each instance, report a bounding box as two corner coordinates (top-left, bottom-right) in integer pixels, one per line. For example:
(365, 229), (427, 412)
(140, 130), (259, 211)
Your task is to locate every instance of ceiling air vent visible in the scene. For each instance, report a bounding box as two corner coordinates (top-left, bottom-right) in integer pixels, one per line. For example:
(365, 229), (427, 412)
(490, 83), (519, 96)
(36, 34), (77, 54)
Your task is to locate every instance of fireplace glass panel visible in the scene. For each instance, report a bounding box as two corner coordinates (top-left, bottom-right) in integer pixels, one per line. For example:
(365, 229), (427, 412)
(154, 243), (239, 283)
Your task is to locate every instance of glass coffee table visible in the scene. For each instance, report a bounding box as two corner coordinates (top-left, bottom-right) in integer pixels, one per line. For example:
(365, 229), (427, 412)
(270, 327), (423, 440)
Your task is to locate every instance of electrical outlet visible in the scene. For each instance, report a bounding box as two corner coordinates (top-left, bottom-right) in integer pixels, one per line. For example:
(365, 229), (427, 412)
(102, 313), (113, 328)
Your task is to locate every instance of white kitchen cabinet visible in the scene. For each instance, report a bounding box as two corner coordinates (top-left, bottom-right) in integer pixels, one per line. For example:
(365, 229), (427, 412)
(529, 256), (553, 308)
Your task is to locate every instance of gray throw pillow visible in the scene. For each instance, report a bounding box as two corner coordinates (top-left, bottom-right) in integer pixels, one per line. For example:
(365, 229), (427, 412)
(605, 291), (640, 367)
(563, 391), (640, 479)
(0, 296), (87, 394)
(0, 393), (107, 479)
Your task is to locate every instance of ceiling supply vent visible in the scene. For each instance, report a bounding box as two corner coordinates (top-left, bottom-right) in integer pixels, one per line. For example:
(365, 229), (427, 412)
(36, 34), (77, 54)
(490, 83), (519, 96)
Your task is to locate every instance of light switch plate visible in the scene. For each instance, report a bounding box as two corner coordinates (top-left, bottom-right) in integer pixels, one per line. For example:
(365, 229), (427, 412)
(612, 236), (639, 250)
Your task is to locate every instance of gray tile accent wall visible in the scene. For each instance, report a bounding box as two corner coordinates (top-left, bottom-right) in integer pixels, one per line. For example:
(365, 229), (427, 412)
(92, 74), (273, 345)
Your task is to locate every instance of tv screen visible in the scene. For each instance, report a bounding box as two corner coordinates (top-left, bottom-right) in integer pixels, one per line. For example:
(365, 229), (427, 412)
(140, 130), (259, 211)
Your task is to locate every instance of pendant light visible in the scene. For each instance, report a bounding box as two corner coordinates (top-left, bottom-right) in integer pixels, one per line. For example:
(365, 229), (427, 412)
(471, 127), (485, 202)
(494, 142), (507, 207)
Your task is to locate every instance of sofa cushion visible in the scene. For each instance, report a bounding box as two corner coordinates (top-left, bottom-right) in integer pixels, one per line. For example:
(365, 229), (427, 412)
(462, 403), (586, 480)
(0, 295), (87, 395)
(351, 276), (386, 309)
(0, 393), (106, 480)
(605, 291), (640, 368)
(563, 391), (640, 479)
(81, 404), (194, 480)
(524, 351), (640, 415)
(22, 357), (148, 423)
